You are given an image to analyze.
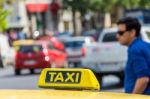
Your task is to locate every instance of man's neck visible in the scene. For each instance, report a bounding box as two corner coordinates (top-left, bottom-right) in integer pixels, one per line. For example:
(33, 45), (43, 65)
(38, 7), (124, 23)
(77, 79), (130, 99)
(128, 37), (137, 46)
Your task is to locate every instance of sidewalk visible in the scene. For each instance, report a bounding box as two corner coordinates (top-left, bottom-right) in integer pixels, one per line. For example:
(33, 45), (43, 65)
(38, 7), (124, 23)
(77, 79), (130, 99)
(0, 64), (13, 69)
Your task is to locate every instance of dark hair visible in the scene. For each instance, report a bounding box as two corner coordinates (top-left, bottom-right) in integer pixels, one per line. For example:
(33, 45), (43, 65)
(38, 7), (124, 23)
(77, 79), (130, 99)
(117, 17), (141, 37)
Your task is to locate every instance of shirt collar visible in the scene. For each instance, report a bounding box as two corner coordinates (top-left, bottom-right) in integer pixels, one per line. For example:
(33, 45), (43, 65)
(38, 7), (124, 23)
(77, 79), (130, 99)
(128, 37), (141, 48)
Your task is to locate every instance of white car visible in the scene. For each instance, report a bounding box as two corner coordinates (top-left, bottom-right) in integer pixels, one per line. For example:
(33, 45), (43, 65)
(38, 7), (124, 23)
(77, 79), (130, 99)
(63, 36), (94, 67)
(81, 26), (150, 85)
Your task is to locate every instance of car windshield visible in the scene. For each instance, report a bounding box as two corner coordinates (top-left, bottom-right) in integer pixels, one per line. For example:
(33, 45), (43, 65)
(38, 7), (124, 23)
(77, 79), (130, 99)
(102, 32), (117, 42)
(19, 45), (43, 53)
(64, 41), (85, 48)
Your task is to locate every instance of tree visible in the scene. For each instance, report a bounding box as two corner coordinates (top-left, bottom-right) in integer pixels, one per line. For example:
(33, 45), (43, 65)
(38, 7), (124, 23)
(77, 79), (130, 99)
(138, 0), (150, 9)
(0, 0), (11, 32)
(90, 0), (118, 13)
(89, 0), (150, 27)
(62, 0), (90, 35)
(89, 0), (118, 27)
(118, 0), (150, 9)
(63, 0), (150, 34)
(117, 0), (140, 9)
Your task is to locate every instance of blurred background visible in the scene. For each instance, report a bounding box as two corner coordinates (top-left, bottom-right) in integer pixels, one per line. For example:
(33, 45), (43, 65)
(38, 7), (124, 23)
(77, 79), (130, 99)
(1, 0), (150, 92)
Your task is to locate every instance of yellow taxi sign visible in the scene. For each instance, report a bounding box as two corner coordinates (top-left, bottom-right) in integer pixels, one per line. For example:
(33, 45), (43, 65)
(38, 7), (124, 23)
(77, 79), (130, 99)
(38, 68), (100, 90)
(13, 40), (34, 46)
(13, 40), (34, 51)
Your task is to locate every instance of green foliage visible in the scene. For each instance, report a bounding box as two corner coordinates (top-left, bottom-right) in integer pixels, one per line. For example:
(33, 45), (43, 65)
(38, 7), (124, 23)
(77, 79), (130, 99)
(0, 9), (10, 32)
(62, 0), (90, 15)
(63, 0), (150, 14)
(138, 0), (150, 9)
(0, 0), (11, 32)
(117, 0), (140, 9)
(90, 0), (118, 12)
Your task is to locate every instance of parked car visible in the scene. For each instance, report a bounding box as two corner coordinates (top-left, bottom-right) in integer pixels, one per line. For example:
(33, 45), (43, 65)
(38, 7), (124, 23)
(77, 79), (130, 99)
(81, 26), (150, 85)
(62, 37), (95, 67)
(13, 40), (67, 75)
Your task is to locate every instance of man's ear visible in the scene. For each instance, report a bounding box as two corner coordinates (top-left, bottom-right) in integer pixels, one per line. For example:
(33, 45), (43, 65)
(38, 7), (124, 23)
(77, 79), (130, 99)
(131, 29), (136, 37)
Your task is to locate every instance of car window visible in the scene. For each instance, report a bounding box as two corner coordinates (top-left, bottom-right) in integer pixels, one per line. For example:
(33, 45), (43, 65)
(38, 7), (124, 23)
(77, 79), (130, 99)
(19, 45), (43, 53)
(64, 41), (85, 48)
(145, 31), (150, 40)
(102, 32), (117, 42)
(48, 44), (56, 50)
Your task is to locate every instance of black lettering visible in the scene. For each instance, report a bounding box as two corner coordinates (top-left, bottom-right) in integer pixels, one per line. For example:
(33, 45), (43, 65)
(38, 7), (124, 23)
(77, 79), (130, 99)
(45, 71), (81, 84)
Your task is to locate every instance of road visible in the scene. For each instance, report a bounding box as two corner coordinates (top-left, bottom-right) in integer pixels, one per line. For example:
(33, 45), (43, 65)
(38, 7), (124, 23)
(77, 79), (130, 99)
(0, 66), (124, 93)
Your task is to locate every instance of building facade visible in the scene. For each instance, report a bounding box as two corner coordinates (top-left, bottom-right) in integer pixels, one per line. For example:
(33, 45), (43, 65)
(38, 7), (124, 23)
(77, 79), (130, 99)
(6, 0), (74, 36)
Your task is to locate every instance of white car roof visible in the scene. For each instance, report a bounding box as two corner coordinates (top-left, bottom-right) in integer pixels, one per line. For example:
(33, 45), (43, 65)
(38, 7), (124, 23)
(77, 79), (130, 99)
(99, 26), (150, 43)
(63, 36), (92, 42)
(102, 27), (118, 33)
(102, 26), (150, 33)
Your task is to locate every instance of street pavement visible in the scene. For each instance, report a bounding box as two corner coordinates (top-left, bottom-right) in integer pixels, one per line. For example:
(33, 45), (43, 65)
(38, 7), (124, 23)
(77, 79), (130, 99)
(0, 66), (124, 93)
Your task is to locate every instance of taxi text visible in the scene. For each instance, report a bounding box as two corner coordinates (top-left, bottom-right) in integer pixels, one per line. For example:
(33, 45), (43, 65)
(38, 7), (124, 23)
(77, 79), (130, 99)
(45, 71), (81, 83)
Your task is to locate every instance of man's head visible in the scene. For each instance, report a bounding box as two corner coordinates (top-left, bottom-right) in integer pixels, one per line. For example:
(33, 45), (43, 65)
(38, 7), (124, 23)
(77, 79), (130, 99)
(116, 17), (141, 46)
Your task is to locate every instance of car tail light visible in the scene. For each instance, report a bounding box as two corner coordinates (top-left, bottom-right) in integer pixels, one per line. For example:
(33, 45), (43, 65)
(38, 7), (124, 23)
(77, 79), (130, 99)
(81, 47), (86, 57)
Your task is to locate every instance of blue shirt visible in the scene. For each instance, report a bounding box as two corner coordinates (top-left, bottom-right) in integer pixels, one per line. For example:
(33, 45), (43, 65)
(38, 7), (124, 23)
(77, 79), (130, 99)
(125, 38), (150, 95)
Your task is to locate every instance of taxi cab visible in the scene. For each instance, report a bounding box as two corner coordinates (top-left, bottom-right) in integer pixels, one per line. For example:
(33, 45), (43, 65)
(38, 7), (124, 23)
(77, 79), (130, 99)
(13, 40), (67, 75)
(0, 68), (150, 99)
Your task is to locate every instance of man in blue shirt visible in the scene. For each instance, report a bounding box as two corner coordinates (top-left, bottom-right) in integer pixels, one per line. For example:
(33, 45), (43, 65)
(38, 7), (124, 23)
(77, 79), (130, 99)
(116, 17), (150, 95)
